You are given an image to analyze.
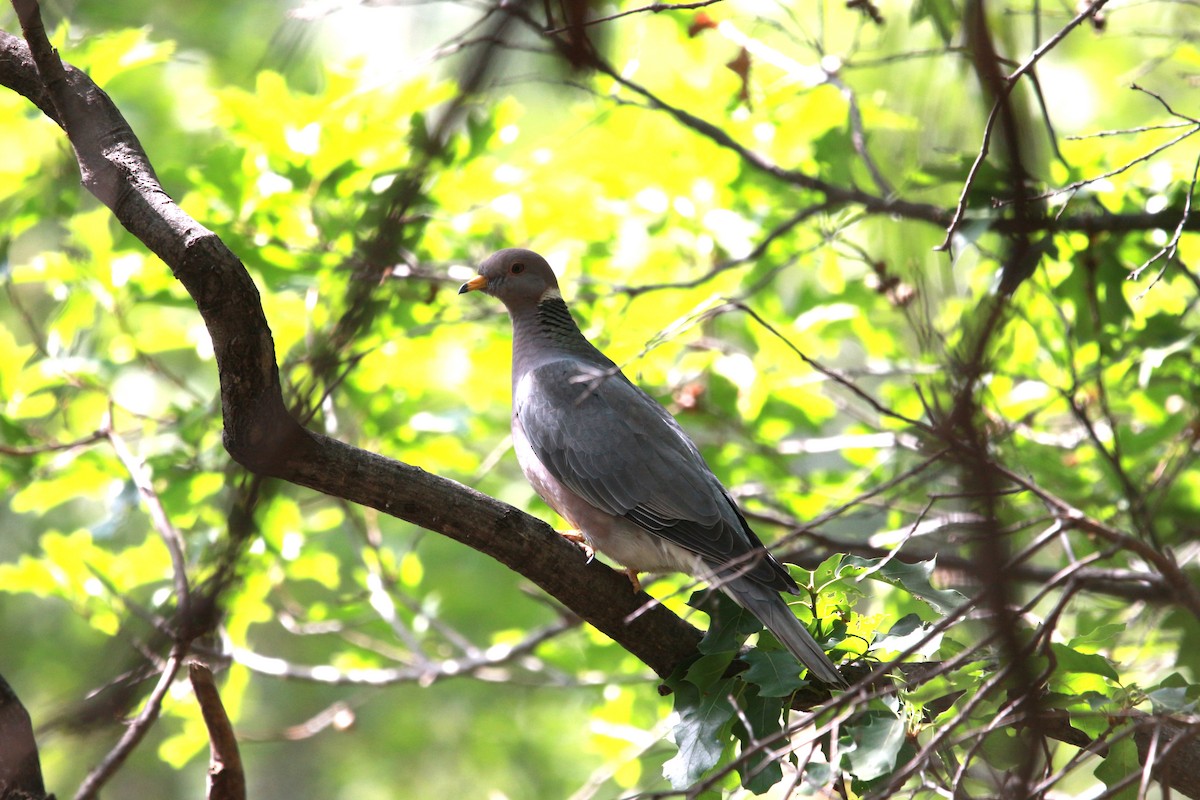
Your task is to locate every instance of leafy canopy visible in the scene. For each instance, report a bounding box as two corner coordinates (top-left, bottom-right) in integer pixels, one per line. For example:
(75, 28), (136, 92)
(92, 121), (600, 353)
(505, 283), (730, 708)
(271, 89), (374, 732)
(2, 0), (1199, 798)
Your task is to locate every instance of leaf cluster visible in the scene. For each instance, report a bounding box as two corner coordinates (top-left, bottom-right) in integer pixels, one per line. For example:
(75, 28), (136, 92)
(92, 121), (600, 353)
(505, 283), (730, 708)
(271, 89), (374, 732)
(2, 0), (1200, 798)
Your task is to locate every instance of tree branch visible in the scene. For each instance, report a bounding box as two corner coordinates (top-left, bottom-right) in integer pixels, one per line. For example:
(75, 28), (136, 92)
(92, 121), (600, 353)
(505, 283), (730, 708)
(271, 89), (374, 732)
(0, 672), (49, 800)
(190, 663), (246, 800)
(0, 21), (702, 681)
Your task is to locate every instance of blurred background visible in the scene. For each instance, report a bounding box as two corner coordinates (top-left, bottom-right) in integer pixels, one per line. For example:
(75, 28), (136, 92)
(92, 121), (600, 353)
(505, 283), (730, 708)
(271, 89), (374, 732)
(2, 0), (1199, 797)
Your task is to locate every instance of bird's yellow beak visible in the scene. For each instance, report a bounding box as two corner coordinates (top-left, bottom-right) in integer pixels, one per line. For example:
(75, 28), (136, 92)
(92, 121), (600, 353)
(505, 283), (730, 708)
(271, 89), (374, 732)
(458, 275), (488, 294)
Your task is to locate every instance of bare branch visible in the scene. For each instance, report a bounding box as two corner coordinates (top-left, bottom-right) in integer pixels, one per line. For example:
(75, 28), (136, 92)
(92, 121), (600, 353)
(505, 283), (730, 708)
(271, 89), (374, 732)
(544, 0), (725, 33)
(190, 663), (246, 800)
(73, 641), (188, 800)
(223, 617), (590, 687)
(104, 410), (192, 624)
(1005, 0), (1110, 86)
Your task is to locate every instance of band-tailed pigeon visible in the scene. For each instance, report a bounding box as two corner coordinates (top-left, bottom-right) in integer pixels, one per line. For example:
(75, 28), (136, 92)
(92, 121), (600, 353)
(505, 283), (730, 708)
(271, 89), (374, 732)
(460, 248), (844, 686)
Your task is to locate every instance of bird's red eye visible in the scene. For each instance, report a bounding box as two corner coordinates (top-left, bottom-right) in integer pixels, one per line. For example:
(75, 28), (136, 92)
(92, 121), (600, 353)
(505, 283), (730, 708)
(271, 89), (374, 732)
(511, 262), (525, 274)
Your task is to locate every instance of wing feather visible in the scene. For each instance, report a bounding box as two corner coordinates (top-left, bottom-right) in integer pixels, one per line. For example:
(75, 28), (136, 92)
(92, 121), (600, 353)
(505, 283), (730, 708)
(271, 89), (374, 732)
(516, 359), (795, 592)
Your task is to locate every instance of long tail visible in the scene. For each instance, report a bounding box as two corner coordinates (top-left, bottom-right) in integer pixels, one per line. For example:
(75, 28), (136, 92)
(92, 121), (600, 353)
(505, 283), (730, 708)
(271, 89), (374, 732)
(722, 577), (846, 687)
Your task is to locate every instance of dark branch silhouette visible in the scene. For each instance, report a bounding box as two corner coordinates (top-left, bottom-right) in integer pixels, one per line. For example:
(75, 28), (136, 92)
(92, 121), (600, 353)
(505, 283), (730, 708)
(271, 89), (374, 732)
(3, 0), (1199, 797)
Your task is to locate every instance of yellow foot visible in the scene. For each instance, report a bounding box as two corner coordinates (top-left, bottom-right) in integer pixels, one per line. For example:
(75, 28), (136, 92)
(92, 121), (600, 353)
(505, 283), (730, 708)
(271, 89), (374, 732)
(560, 529), (595, 561)
(623, 568), (643, 593)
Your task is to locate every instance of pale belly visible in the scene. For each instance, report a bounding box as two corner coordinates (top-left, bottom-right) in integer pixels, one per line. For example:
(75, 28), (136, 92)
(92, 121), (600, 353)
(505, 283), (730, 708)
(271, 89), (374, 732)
(511, 414), (703, 576)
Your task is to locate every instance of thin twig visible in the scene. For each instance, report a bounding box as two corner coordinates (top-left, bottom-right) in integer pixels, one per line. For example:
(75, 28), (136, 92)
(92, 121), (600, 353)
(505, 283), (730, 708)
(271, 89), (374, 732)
(993, 463), (1200, 621)
(1005, 0), (1110, 86)
(1130, 149), (1200, 296)
(620, 203), (834, 297)
(73, 642), (188, 800)
(225, 617), (586, 687)
(720, 299), (932, 433)
(544, 0), (725, 34)
(938, 0), (1110, 249)
(104, 410), (192, 619)
(829, 74), (893, 196)
(0, 430), (107, 456)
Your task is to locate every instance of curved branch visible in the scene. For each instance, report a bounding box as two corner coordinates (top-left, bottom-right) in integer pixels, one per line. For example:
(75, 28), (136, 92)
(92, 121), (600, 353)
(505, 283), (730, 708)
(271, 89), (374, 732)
(0, 24), (702, 679)
(0, 672), (49, 800)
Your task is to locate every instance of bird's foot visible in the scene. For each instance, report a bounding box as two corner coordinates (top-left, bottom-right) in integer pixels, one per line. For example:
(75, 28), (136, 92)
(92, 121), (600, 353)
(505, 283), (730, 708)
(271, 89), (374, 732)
(623, 569), (643, 593)
(560, 529), (595, 562)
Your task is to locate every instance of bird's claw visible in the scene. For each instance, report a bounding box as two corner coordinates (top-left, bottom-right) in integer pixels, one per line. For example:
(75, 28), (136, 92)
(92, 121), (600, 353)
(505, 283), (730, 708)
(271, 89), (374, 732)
(560, 528), (595, 561)
(624, 568), (643, 593)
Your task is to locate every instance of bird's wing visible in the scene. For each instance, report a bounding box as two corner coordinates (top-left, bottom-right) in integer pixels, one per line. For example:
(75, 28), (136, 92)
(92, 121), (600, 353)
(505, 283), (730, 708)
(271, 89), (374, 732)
(516, 358), (794, 591)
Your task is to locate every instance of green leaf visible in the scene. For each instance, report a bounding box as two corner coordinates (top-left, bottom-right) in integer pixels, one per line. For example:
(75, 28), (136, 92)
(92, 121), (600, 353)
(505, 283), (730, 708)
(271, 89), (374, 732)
(1146, 686), (1193, 714)
(689, 588), (763, 655)
(910, 0), (958, 43)
(1050, 643), (1119, 681)
(801, 762), (836, 794)
(741, 649), (806, 697)
(841, 556), (967, 616)
(811, 553), (846, 587)
(873, 613), (940, 656)
(1068, 623), (1130, 651)
(1094, 734), (1140, 800)
(732, 686), (786, 793)
(843, 710), (907, 782)
(663, 679), (737, 790)
(979, 729), (1028, 771)
(685, 651), (736, 691)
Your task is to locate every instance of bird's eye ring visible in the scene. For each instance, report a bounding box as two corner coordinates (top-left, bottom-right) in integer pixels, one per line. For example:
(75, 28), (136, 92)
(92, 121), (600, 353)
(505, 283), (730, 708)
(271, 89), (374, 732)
(511, 262), (525, 274)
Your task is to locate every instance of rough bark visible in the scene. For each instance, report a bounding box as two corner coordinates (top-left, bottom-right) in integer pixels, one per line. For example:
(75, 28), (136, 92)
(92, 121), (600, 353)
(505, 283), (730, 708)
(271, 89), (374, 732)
(0, 25), (703, 682)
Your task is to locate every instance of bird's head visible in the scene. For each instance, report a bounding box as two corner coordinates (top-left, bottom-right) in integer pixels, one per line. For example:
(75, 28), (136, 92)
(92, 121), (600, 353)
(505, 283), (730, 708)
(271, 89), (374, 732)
(458, 248), (562, 311)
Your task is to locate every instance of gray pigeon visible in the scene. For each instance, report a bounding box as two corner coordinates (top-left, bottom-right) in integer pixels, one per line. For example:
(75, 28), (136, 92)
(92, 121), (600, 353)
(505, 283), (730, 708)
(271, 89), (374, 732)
(460, 248), (845, 686)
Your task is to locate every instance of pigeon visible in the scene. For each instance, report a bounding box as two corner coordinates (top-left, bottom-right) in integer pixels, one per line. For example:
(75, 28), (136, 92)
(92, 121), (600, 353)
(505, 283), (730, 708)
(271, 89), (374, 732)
(460, 248), (845, 686)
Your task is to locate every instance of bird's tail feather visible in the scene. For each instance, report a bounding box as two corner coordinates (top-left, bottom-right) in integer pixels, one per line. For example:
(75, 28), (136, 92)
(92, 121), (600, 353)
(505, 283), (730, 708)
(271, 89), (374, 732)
(722, 578), (846, 687)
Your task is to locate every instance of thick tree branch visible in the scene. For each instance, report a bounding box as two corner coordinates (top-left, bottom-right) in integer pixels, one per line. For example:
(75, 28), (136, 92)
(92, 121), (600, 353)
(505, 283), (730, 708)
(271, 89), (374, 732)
(0, 672), (49, 800)
(0, 23), (702, 681)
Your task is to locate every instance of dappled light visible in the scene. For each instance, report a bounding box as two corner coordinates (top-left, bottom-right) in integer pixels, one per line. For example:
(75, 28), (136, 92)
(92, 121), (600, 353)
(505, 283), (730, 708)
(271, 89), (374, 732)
(1, 0), (1199, 798)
